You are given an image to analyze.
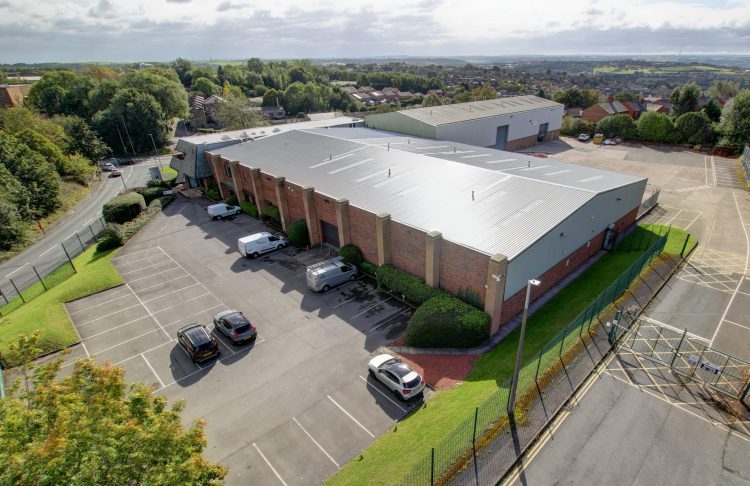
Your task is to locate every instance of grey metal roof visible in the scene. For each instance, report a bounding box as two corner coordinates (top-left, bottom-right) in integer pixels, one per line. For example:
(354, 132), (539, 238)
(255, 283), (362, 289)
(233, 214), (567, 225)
(213, 128), (644, 260)
(385, 95), (562, 127)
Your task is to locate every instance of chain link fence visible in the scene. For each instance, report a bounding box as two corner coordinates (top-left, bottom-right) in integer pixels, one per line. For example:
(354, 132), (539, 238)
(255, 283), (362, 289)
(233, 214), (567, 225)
(396, 231), (674, 486)
(0, 217), (106, 316)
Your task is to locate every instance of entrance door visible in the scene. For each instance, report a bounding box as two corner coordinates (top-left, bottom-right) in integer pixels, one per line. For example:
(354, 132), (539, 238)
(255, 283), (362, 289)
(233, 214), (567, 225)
(321, 221), (340, 248)
(538, 122), (549, 142)
(495, 125), (509, 150)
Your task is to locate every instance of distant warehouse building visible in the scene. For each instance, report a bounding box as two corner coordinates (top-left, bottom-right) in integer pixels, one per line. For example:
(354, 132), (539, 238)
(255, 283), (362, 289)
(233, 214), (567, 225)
(205, 127), (646, 334)
(365, 95), (563, 150)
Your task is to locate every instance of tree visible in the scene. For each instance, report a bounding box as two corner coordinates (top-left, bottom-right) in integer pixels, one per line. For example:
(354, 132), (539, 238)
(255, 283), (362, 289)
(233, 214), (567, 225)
(0, 107), (70, 151)
(0, 332), (227, 485)
(560, 117), (593, 136)
(26, 70), (78, 115)
(0, 162), (31, 219)
(536, 88), (547, 99)
(87, 79), (120, 116)
(0, 133), (61, 216)
(122, 70), (188, 119)
(53, 115), (110, 162)
(262, 88), (282, 107)
(190, 66), (218, 84)
(0, 199), (26, 250)
(637, 111), (675, 143)
(553, 88), (599, 108)
(215, 95), (263, 130)
(669, 83), (700, 117)
(614, 91), (636, 102)
(596, 114), (636, 139)
(93, 89), (166, 155)
(674, 111), (713, 145)
(707, 80), (738, 99)
(172, 57), (194, 87)
(421, 93), (443, 107)
(247, 57), (264, 73)
(702, 99), (722, 122)
(192, 77), (221, 97)
(717, 90), (750, 145)
(454, 83), (497, 103)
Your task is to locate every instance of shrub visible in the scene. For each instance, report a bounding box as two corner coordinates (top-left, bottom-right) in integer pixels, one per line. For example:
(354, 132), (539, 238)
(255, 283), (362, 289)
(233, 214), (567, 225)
(456, 286), (483, 309)
(262, 204), (281, 223)
(102, 192), (146, 224)
(240, 201), (259, 218)
(637, 111), (675, 143)
(287, 219), (309, 247)
(226, 195), (238, 206)
(596, 114), (636, 139)
(359, 260), (377, 276)
(123, 196), (174, 239)
(560, 117), (593, 136)
(147, 179), (173, 188)
(339, 244), (363, 266)
(204, 186), (221, 201)
(405, 295), (490, 348)
(376, 264), (445, 305)
(136, 186), (165, 205)
(96, 223), (125, 251)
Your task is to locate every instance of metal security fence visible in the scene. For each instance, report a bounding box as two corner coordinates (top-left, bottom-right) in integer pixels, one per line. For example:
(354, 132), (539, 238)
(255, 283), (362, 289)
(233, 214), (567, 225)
(637, 185), (661, 219)
(0, 217), (106, 316)
(742, 144), (750, 183)
(396, 235), (669, 486)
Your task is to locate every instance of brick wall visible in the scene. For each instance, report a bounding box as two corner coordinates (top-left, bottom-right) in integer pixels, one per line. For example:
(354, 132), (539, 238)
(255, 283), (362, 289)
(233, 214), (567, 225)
(349, 206), (377, 264)
(260, 173), (276, 205)
(285, 182), (305, 223)
(237, 166), (253, 198)
(390, 221), (426, 280)
(439, 240), (490, 302)
(315, 193), (337, 224)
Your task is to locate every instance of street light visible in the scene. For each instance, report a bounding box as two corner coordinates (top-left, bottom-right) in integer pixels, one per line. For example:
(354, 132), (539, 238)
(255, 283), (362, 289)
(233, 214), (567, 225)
(508, 278), (541, 415)
(148, 134), (163, 171)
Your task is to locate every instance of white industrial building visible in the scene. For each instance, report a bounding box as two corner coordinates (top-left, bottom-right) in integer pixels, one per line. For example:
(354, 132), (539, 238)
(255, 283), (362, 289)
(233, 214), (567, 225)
(364, 95), (564, 150)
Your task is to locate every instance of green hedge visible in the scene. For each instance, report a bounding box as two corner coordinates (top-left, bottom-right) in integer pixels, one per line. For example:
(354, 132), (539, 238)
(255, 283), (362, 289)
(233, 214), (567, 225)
(204, 186), (220, 201)
(96, 196), (174, 252)
(136, 187), (165, 205)
(240, 201), (259, 218)
(96, 223), (125, 251)
(287, 219), (309, 247)
(226, 195), (239, 206)
(405, 295), (490, 348)
(340, 244), (363, 266)
(262, 204), (281, 223)
(376, 264), (445, 305)
(359, 261), (377, 276)
(102, 192), (146, 225)
(147, 179), (172, 188)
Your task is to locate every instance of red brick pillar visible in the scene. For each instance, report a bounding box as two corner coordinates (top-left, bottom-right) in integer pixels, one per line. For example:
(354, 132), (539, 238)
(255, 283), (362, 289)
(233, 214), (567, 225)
(274, 176), (291, 231)
(485, 253), (509, 335)
(249, 168), (265, 214)
(302, 187), (320, 246)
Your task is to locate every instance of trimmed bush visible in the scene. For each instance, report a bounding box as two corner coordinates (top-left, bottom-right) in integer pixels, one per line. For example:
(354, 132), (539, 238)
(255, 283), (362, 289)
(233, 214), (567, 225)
(136, 186), (164, 205)
(262, 204), (281, 223)
(457, 286), (483, 309)
(123, 196), (174, 239)
(405, 295), (490, 348)
(147, 179), (172, 188)
(340, 244), (363, 267)
(226, 195), (239, 206)
(240, 201), (259, 218)
(376, 264), (445, 305)
(102, 192), (146, 225)
(204, 186), (220, 201)
(96, 223), (125, 251)
(287, 219), (309, 247)
(359, 261), (377, 277)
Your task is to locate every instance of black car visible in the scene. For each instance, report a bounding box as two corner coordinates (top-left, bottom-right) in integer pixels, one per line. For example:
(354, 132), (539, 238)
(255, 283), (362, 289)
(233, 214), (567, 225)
(213, 310), (257, 345)
(177, 324), (220, 363)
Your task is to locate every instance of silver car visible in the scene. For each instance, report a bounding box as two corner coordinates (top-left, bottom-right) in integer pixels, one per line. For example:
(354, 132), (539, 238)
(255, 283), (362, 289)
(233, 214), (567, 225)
(213, 310), (257, 345)
(368, 353), (425, 401)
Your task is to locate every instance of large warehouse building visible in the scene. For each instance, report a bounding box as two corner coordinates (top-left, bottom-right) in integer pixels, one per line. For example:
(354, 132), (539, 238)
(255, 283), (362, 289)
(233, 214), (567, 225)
(205, 127), (646, 334)
(364, 95), (564, 150)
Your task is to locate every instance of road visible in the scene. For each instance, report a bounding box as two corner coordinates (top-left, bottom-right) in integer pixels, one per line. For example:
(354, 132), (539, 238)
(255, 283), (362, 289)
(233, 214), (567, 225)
(0, 156), (171, 279)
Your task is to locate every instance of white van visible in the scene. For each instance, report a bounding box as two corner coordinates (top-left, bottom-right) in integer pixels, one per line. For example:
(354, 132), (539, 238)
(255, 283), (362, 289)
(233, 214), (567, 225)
(238, 232), (288, 258)
(306, 257), (358, 292)
(207, 203), (241, 220)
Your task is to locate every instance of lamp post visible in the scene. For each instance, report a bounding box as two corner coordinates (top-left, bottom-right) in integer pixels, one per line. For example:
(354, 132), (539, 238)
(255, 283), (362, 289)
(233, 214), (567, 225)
(148, 134), (163, 171)
(508, 278), (541, 415)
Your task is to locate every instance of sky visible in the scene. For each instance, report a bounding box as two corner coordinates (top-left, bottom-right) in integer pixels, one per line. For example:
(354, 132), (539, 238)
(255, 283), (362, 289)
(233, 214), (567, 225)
(1, 0), (749, 63)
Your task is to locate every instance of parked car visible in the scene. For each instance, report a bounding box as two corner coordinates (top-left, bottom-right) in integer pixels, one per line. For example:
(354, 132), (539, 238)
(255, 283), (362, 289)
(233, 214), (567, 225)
(213, 310), (257, 345)
(109, 168), (122, 177)
(238, 232), (288, 258)
(578, 133), (591, 142)
(368, 354), (425, 401)
(592, 133), (605, 144)
(101, 162), (115, 172)
(177, 323), (220, 363)
(207, 203), (241, 220)
(118, 158), (135, 165)
(306, 257), (358, 292)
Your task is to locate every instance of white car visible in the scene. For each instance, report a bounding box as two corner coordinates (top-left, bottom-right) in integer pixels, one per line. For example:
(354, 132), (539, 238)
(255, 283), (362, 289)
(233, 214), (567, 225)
(102, 162), (116, 171)
(207, 203), (241, 220)
(238, 232), (288, 258)
(578, 133), (591, 142)
(368, 354), (425, 401)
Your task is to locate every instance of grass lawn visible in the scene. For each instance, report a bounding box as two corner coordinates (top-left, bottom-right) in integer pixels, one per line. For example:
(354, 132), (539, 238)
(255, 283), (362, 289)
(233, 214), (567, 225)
(161, 166), (178, 179)
(327, 225), (691, 485)
(0, 246), (122, 365)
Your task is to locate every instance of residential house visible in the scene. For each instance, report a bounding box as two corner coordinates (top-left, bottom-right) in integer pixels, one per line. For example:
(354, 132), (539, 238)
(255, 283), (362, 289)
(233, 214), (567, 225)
(203, 95), (225, 124)
(261, 104), (286, 120)
(189, 95), (206, 128)
(0, 84), (31, 108)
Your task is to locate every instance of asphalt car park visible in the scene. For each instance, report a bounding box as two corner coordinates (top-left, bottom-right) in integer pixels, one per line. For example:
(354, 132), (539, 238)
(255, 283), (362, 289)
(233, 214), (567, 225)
(64, 197), (426, 485)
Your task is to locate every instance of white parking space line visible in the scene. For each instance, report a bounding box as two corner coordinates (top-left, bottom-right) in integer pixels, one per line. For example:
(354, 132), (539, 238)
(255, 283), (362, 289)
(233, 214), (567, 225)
(137, 280), (199, 296)
(351, 297), (392, 318)
(141, 354), (165, 389)
(141, 283), (201, 303)
(150, 293), (213, 314)
(332, 288), (374, 309)
(119, 261), (174, 276)
(80, 341), (90, 358)
(125, 283), (170, 339)
(684, 210), (703, 231)
(112, 247), (159, 261)
(116, 339), (175, 365)
(75, 303), (144, 327)
(68, 292), (132, 315)
(126, 266), (182, 283)
(366, 308), (411, 335)
(292, 417), (340, 468)
(113, 254), (162, 267)
(664, 209), (684, 226)
(722, 318), (750, 331)
(358, 375), (408, 413)
(326, 395), (375, 438)
(252, 443), (288, 486)
(212, 332), (237, 356)
(81, 315), (153, 340)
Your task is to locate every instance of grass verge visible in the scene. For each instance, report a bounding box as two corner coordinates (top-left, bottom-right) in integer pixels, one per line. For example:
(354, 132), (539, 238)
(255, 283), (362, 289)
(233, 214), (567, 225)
(161, 166), (178, 180)
(326, 225), (689, 485)
(0, 246), (122, 366)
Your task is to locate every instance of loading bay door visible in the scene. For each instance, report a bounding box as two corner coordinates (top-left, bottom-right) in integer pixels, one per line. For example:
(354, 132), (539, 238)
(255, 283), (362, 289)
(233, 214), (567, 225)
(496, 125), (509, 150)
(321, 221), (340, 248)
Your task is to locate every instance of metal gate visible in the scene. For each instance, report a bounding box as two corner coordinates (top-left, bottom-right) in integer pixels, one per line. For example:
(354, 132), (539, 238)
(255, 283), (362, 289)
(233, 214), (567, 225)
(616, 316), (750, 400)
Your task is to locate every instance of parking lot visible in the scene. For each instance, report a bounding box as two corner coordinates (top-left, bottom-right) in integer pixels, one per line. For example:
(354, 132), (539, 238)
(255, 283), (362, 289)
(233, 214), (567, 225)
(63, 198), (425, 485)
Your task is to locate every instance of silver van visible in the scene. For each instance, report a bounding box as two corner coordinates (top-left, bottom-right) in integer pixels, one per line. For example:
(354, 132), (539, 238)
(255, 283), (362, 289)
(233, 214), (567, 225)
(306, 257), (358, 292)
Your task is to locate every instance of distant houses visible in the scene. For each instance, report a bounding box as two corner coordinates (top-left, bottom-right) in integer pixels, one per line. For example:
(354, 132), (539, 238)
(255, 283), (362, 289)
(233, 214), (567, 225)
(345, 85), (420, 106)
(581, 96), (648, 123)
(0, 84), (31, 108)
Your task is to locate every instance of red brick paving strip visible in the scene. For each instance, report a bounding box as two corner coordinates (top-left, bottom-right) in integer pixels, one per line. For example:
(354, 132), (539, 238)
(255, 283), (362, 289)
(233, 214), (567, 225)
(396, 353), (477, 390)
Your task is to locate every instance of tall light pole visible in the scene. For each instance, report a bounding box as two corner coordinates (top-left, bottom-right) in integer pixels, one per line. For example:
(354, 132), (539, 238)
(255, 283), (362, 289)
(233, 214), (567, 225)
(148, 133), (163, 171)
(508, 278), (541, 415)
